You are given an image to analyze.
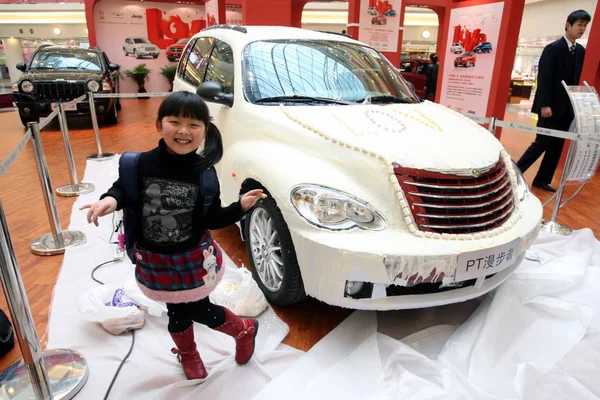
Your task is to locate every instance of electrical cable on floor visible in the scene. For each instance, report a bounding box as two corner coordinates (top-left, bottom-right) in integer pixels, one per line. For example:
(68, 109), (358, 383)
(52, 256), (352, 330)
(90, 213), (136, 400)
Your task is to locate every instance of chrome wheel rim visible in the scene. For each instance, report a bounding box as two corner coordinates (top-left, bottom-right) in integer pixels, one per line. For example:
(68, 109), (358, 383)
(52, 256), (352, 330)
(249, 207), (284, 292)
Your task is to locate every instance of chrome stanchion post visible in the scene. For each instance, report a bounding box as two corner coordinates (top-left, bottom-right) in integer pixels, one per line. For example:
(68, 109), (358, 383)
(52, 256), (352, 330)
(86, 92), (114, 161)
(540, 138), (575, 236)
(28, 122), (86, 255)
(56, 102), (95, 197)
(0, 199), (89, 400)
(487, 117), (497, 135)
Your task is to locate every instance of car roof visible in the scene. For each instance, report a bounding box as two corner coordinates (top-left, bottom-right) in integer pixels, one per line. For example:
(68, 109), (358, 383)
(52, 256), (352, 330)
(38, 45), (95, 52)
(194, 25), (359, 46)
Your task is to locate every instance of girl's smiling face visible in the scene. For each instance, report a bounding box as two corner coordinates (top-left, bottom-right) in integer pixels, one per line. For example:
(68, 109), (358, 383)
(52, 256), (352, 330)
(157, 115), (206, 154)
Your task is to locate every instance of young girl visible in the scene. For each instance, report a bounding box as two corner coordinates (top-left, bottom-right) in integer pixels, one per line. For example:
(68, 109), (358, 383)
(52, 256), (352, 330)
(81, 91), (266, 380)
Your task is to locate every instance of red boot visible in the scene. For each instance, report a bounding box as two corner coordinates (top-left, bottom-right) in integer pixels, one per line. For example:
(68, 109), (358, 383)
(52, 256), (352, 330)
(169, 326), (208, 380)
(213, 308), (259, 364)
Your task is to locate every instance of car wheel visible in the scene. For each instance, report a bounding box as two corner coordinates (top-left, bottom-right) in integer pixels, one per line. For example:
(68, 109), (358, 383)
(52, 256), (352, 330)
(19, 114), (39, 127)
(116, 99), (122, 111)
(466, 61), (471, 67)
(104, 104), (117, 125)
(244, 196), (306, 306)
(134, 49), (141, 59)
(454, 63), (458, 67)
(123, 48), (128, 56)
(153, 54), (158, 59)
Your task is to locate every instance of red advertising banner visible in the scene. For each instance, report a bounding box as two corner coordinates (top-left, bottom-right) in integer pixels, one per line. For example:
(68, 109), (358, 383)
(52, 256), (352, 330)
(94, 0), (206, 93)
(358, 0), (401, 52)
(439, 2), (504, 117)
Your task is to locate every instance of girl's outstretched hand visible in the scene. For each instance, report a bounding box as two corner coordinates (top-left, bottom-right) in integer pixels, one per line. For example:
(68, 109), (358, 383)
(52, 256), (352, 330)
(80, 197), (118, 226)
(240, 189), (268, 212)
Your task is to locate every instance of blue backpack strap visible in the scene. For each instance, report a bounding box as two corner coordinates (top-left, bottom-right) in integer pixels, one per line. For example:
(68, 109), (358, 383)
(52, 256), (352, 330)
(118, 152), (141, 263)
(200, 168), (217, 217)
(119, 152), (141, 205)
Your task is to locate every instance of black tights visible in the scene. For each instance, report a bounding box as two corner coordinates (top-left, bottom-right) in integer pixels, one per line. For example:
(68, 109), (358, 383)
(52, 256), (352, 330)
(167, 298), (225, 333)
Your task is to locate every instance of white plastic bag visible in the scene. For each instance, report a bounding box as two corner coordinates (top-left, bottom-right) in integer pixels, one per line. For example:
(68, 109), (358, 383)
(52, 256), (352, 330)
(77, 285), (144, 335)
(210, 264), (268, 317)
(123, 277), (168, 317)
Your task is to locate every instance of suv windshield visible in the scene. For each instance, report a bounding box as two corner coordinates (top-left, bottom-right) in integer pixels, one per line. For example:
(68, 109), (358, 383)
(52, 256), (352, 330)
(30, 50), (102, 71)
(243, 40), (418, 104)
(134, 38), (151, 44)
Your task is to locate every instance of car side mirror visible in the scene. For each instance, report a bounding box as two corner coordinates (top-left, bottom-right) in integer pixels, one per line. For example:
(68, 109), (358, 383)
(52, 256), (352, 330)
(16, 63), (26, 72)
(196, 81), (233, 107)
(109, 63), (120, 71)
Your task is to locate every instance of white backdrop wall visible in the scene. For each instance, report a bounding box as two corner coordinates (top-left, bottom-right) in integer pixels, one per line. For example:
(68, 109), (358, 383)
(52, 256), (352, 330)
(519, 0), (596, 40)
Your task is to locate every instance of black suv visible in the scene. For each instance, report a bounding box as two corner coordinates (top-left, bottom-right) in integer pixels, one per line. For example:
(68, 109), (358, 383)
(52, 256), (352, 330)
(12, 45), (120, 127)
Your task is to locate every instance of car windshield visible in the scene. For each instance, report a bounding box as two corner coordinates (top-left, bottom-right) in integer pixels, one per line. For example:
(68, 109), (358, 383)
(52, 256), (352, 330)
(30, 50), (102, 71)
(243, 40), (418, 104)
(133, 38), (151, 44)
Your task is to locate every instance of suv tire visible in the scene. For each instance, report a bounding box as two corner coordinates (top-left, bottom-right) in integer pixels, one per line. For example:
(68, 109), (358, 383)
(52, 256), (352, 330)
(244, 196), (306, 306)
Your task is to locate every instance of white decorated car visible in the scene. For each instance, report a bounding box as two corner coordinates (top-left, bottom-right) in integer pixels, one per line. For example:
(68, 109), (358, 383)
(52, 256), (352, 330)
(123, 37), (160, 59)
(173, 26), (542, 310)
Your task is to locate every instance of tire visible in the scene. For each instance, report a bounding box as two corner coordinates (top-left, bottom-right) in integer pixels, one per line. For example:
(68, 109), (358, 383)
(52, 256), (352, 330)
(123, 48), (128, 56)
(134, 49), (141, 59)
(153, 54), (158, 59)
(244, 196), (306, 306)
(104, 104), (117, 125)
(19, 114), (39, 127)
(116, 99), (122, 111)
(466, 61), (471, 67)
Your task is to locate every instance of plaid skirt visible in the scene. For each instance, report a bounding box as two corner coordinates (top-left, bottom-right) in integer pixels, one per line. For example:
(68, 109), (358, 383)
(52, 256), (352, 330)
(134, 231), (225, 304)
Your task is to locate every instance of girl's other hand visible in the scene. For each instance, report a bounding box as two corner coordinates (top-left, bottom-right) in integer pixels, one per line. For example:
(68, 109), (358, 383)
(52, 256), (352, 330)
(79, 197), (118, 226)
(240, 189), (267, 212)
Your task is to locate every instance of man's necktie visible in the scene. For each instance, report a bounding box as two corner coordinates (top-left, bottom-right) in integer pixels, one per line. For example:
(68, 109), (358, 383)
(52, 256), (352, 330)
(570, 44), (576, 54)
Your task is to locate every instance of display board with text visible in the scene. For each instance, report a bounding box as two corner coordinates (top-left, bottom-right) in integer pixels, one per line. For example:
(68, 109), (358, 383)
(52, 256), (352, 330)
(565, 85), (600, 182)
(94, 0), (206, 93)
(439, 2), (504, 117)
(358, 0), (402, 52)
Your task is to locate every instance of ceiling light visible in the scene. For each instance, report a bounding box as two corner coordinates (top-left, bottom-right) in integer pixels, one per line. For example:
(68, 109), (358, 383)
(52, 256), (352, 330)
(421, 30), (431, 39)
(54, 27), (62, 35)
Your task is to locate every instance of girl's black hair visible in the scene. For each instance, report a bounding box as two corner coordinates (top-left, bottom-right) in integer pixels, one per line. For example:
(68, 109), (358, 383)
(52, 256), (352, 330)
(157, 91), (223, 169)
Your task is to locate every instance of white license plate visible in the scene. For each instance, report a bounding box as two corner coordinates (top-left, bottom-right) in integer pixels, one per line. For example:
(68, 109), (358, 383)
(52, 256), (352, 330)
(51, 102), (77, 112)
(455, 238), (521, 282)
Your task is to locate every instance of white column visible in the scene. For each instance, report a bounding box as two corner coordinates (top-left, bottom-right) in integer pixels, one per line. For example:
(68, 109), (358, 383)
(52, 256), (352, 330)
(4, 38), (24, 84)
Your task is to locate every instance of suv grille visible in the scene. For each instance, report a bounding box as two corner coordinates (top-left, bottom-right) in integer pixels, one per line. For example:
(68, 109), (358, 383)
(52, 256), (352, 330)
(35, 82), (86, 101)
(394, 159), (514, 235)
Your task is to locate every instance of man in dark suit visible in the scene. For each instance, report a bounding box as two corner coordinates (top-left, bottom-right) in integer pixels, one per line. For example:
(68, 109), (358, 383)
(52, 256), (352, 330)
(425, 53), (439, 101)
(516, 10), (591, 192)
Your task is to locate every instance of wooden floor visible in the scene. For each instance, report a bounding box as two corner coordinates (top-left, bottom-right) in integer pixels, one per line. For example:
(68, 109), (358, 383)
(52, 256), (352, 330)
(0, 99), (598, 373)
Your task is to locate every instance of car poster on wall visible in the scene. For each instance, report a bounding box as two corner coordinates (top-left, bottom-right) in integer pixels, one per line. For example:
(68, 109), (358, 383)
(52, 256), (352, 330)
(94, 0), (206, 93)
(358, 0), (401, 52)
(439, 2), (504, 118)
(206, 0), (219, 26)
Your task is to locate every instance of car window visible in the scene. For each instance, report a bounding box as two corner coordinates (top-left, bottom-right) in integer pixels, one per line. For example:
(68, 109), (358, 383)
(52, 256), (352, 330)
(30, 50), (102, 71)
(417, 63), (428, 75)
(204, 39), (234, 94)
(400, 62), (413, 73)
(178, 37), (214, 87)
(243, 40), (417, 103)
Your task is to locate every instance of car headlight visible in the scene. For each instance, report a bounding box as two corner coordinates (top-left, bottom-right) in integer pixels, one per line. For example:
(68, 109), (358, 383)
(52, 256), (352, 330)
(512, 161), (529, 202)
(12, 83), (18, 92)
(102, 80), (111, 91)
(291, 185), (386, 230)
(21, 80), (34, 93)
(87, 80), (100, 92)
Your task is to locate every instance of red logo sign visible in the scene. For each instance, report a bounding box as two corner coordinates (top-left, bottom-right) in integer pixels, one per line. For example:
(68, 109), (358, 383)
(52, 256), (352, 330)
(146, 8), (206, 49)
(453, 25), (488, 52)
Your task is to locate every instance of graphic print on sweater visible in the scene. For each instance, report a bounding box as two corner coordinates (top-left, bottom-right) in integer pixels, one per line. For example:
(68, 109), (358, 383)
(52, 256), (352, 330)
(142, 177), (199, 245)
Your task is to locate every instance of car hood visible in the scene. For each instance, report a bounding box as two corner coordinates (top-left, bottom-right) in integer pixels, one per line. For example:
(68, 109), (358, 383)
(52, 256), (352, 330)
(20, 71), (103, 81)
(278, 101), (503, 172)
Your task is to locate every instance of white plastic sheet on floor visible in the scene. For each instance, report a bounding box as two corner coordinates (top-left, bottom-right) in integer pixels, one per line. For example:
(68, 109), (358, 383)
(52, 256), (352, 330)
(46, 158), (600, 399)
(255, 228), (600, 400)
(47, 157), (303, 399)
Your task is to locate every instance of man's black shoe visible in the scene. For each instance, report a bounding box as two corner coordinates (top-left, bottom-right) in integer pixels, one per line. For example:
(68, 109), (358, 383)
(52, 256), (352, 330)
(532, 182), (557, 192)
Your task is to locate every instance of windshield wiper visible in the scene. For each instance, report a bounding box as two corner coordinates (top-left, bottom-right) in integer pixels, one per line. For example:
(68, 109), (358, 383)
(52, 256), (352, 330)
(358, 95), (415, 104)
(254, 95), (352, 105)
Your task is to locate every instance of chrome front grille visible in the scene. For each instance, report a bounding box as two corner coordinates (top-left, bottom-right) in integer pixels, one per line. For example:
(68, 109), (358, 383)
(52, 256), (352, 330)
(145, 47), (155, 51)
(35, 82), (86, 101)
(394, 159), (515, 234)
